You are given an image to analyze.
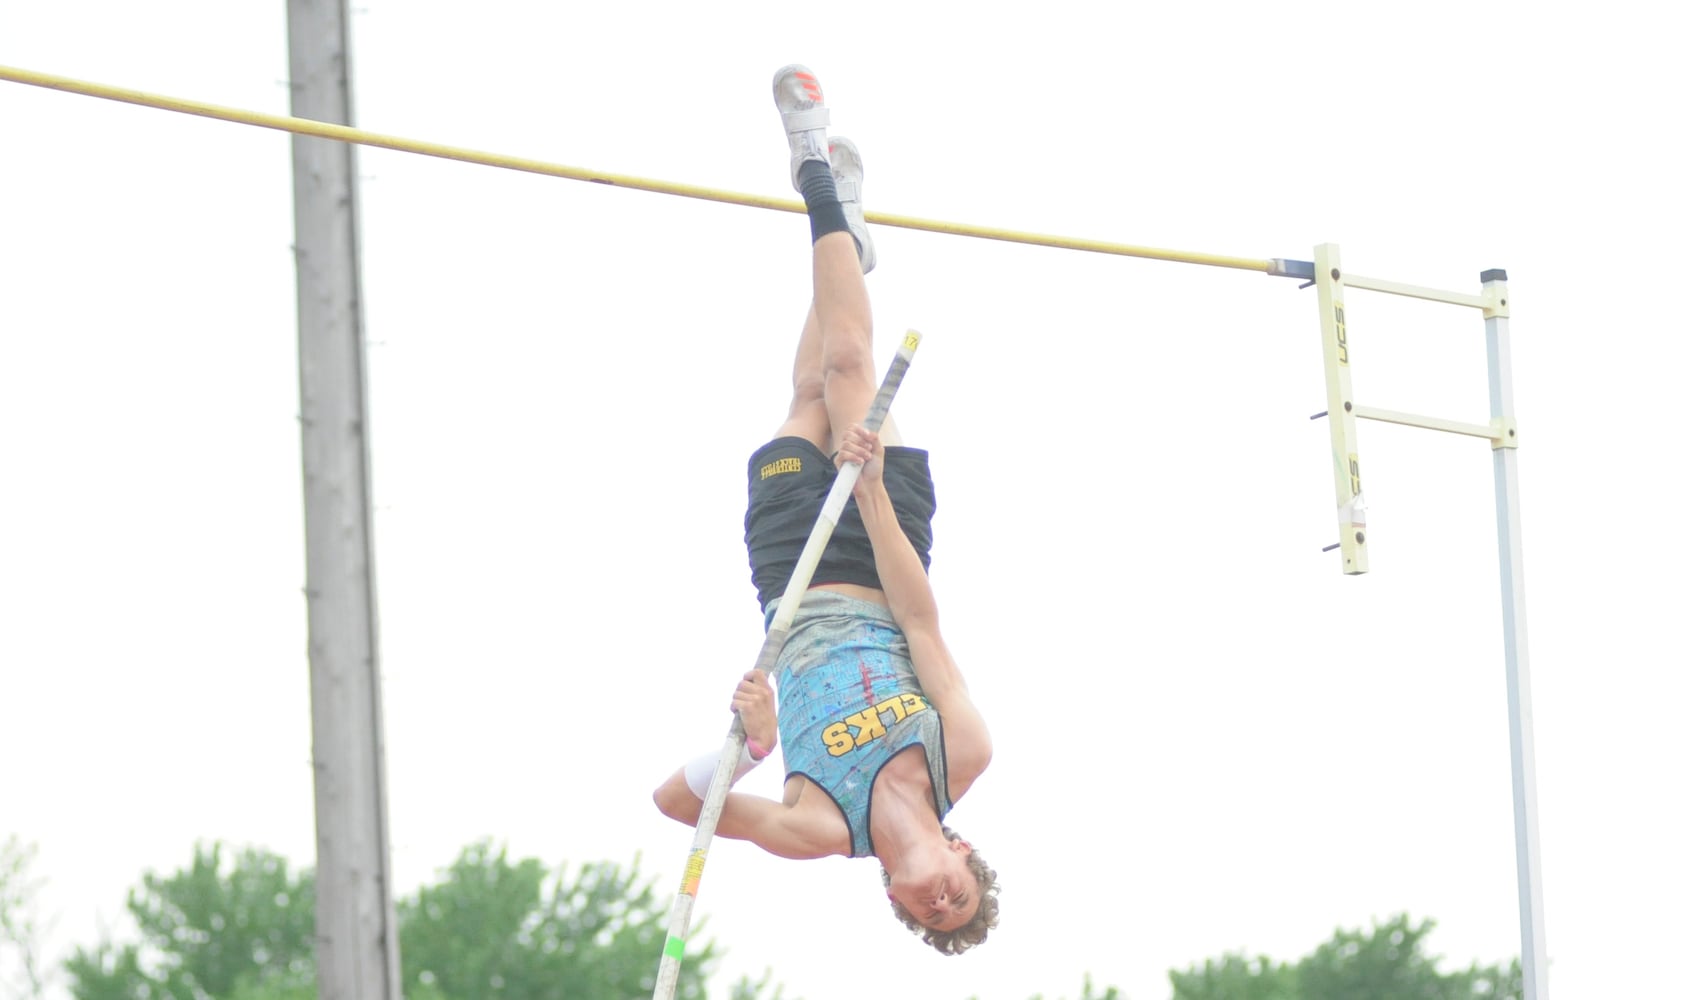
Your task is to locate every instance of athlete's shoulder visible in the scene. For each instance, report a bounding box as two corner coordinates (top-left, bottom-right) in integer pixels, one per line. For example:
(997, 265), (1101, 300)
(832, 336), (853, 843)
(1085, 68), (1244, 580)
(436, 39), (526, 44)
(774, 774), (852, 856)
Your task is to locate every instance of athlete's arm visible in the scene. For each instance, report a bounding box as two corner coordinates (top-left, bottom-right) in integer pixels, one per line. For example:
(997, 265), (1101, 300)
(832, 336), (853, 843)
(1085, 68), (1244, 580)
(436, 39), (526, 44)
(652, 775), (836, 860)
(838, 426), (993, 794)
(651, 670), (840, 859)
(838, 425), (938, 628)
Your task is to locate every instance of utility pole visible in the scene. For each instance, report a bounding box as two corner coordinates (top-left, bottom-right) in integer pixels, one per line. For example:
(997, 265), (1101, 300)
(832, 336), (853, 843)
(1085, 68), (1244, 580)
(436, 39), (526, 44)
(286, 2), (401, 998)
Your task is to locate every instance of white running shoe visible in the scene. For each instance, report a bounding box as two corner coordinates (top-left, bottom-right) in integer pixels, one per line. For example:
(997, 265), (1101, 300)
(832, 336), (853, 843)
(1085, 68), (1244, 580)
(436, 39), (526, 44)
(830, 137), (876, 274)
(772, 64), (830, 192)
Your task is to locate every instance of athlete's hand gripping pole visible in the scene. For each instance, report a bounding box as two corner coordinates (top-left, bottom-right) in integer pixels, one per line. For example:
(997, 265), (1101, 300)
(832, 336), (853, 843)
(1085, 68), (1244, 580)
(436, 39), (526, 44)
(651, 331), (922, 1000)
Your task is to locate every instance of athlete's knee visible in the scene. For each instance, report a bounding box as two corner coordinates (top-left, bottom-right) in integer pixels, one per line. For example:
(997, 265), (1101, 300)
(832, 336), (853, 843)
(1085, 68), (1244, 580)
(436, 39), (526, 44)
(790, 370), (825, 409)
(821, 325), (874, 382)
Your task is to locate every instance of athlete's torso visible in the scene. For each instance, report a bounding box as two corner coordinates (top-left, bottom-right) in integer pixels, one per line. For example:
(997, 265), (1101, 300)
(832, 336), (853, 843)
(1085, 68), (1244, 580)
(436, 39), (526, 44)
(771, 590), (951, 858)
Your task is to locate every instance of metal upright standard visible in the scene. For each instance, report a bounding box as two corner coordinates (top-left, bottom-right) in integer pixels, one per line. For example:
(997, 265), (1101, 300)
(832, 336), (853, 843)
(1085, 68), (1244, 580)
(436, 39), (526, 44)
(650, 333), (922, 1000)
(0, 61), (1547, 1000)
(1287, 252), (1548, 998)
(1481, 270), (1548, 1000)
(286, 5), (403, 1000)
(1311, 244), (1369, 574)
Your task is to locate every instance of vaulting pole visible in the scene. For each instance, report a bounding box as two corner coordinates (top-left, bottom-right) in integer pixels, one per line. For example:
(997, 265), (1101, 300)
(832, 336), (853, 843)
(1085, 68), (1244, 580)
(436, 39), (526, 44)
(650, 332), (921, 1000)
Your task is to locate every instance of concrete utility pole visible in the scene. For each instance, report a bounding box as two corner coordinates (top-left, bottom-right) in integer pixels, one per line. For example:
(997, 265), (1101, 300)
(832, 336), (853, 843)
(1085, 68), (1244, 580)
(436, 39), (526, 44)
(285, 2), (402, 998)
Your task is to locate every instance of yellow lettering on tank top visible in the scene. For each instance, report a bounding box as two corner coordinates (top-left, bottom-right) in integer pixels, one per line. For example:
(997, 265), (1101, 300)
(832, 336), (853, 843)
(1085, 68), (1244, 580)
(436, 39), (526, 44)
(846, 707), (886, 746)
(822, 694), (932, 757)
(821, 721), (854, 756)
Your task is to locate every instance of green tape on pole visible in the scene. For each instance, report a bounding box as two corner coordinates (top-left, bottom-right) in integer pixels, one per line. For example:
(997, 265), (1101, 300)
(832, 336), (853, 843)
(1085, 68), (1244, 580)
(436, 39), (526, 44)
(663, 935), (685, 960)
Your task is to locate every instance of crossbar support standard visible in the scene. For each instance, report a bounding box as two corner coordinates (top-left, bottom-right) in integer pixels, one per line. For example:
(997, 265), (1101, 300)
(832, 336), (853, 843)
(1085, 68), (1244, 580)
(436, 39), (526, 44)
(1480, 270), (1548, 999)
(1298, 256), (1549, 998)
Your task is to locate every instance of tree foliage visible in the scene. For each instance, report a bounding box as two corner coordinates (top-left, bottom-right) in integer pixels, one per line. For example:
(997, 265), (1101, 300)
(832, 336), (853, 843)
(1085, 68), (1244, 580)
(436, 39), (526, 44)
(1, 836), (51, 1000)
(1169, 914), (1523, 1000)
(727, 968), (792, 1000)
(397, 840), (716, 1000)
(61, 840), (728, 1000)
(1000, 973), (1124, 1000)
(65, 842), (315, 1000)
(1169, 952), (1296, 1000)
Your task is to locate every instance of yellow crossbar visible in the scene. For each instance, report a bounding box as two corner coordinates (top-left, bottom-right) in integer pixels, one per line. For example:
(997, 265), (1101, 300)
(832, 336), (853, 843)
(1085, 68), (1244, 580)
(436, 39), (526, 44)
(1, 64), (1274, 274)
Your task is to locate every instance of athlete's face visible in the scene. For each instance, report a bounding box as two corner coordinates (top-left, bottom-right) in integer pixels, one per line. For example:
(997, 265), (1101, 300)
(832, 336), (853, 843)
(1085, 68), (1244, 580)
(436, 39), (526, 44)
(887, 836), (978, 933)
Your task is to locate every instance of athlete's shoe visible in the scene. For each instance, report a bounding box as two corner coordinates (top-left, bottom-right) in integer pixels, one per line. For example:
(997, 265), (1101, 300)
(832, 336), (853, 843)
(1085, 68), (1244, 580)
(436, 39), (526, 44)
(772, 64), (830, 192)
(830, 137), (876, 274)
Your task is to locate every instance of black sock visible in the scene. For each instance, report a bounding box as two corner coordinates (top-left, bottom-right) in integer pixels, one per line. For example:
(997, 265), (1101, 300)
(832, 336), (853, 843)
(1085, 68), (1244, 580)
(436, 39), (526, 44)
(798, 159), (850, 244)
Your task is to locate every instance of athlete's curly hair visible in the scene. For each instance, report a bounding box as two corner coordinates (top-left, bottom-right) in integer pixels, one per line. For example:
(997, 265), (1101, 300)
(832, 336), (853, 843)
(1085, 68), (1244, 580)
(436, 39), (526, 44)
(881, 825), (999, 955)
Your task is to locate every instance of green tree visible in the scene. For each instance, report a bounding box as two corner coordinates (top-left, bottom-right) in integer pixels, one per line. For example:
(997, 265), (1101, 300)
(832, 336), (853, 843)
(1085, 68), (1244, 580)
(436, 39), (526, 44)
(1011, 973), (1125, 1000)
(1170, 914), (1522, 1000)
(65, 843), (315, 1000)
(1168, 952), (1296, 1000)
(398, 840), (718, 1000)
(963, 973), (1125, 1000)
(2, 836), (51, 1000)
(1296, 915), (1521, 1000)
(728, 968), (791, 1000)
(225, 983), (318, 1000)
(60, 839), (745, 1000)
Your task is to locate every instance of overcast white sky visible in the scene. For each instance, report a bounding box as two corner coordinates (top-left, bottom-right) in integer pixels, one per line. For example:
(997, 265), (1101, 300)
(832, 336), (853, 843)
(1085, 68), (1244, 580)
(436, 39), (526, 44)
(2, 2), (1689, 999)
